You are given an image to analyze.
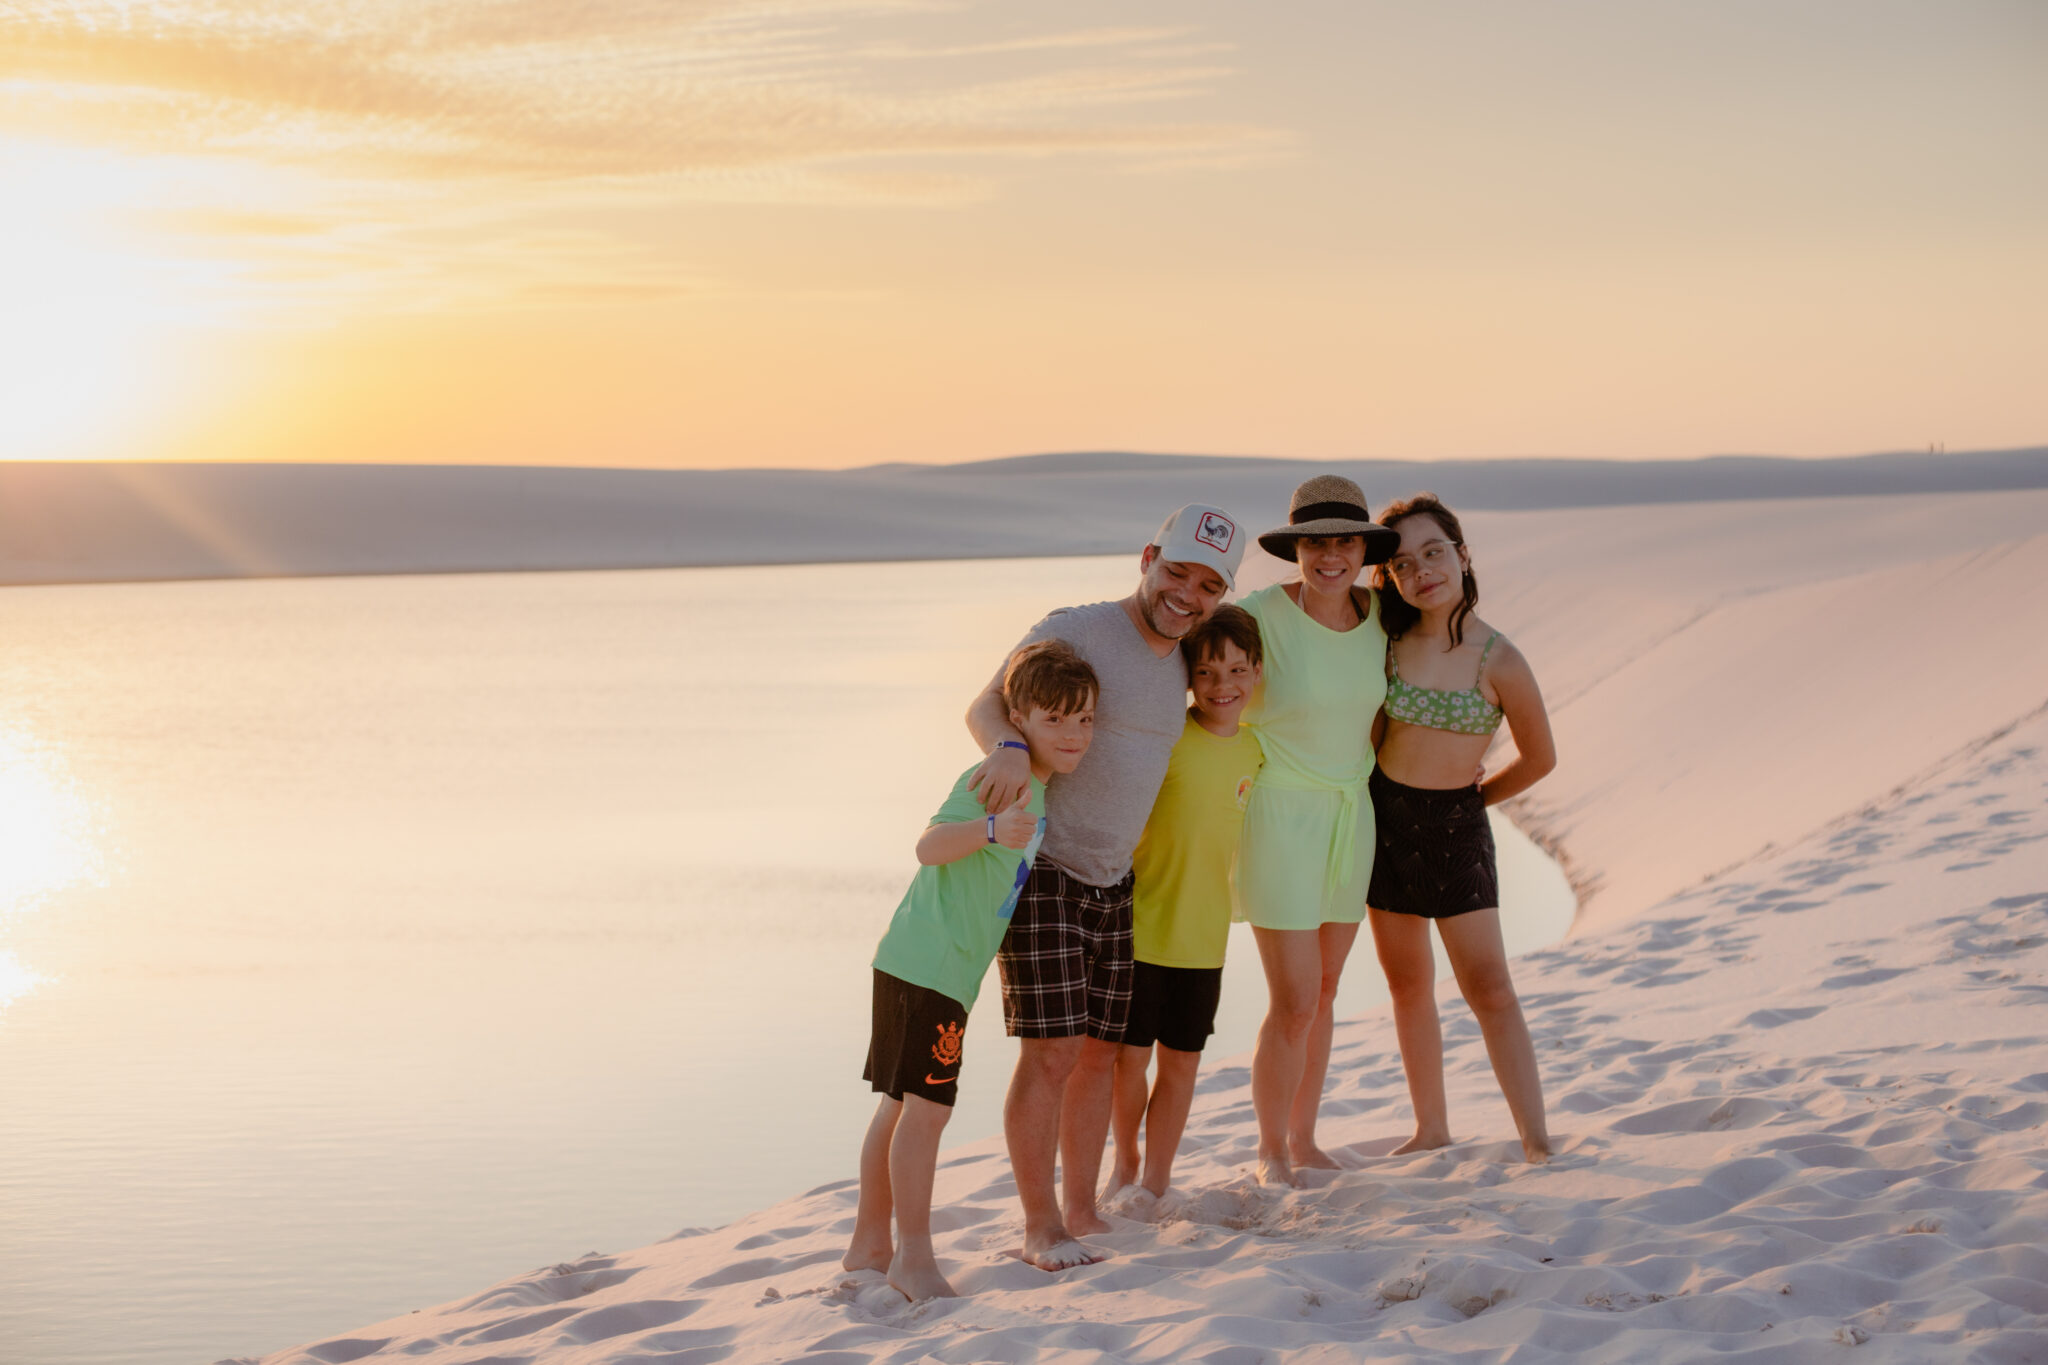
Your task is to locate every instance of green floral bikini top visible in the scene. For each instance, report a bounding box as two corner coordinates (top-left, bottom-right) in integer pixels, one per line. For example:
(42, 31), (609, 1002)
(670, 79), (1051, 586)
(1384, 631), (1504, 735)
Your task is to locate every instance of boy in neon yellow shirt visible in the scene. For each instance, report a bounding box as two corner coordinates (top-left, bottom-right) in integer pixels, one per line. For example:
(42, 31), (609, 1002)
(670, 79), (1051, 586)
(1108, 605), (1264, 1201)
(843, 641), (1098, 1303)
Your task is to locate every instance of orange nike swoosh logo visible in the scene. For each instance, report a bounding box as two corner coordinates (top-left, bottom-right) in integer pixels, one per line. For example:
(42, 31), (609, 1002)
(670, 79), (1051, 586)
(925, 1073), (955, 1085)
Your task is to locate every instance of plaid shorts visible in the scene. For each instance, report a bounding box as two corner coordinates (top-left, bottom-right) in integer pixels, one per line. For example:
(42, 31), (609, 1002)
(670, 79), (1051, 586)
(996, 862), (1134, 1041)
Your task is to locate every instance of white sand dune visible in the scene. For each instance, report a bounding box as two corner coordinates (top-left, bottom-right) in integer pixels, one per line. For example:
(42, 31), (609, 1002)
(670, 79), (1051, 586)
(1466, 491), (2048, 930)
(243, 491), (2047, 1364)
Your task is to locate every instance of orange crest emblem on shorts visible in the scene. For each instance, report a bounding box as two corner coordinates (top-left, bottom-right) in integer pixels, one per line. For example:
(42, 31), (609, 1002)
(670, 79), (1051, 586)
(930, 1021), (964, 1068)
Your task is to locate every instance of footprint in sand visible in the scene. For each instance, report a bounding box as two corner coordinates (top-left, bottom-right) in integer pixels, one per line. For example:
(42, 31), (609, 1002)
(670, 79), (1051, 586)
(295, 1340), (390, 1364)
(687, 1248), (841, 1290)
(551, 1299), (708, 1346)
(1611, 1095), (1780, 1135)
(1736, 1002), (1835, 1023)
(456, 1304), (583, 1345)
(1821, 966), (1909, 989)
(734, 1225), (815, 1250)
(453, 1258), (641, 1312)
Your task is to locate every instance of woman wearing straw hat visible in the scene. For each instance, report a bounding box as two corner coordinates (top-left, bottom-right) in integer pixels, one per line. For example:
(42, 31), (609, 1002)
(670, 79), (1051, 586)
(1235, 474), (1401, 1188)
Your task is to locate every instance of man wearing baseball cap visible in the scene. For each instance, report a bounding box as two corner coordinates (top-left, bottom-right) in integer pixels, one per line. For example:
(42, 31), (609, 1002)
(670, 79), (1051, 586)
(965, 503), (1243, 1270)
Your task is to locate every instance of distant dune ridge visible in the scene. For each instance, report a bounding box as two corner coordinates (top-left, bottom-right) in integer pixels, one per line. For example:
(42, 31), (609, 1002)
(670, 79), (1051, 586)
(1, 446), (2043, 585)
(243, 486), (2048, 1364)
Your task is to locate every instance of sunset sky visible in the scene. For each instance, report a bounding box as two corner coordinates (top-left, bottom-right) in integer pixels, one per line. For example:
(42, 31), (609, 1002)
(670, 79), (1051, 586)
(3, 0), (2042, 470)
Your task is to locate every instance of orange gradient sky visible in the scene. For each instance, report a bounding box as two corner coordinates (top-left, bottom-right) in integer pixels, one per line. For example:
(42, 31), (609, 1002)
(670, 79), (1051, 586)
(2, 1), (2043, 469)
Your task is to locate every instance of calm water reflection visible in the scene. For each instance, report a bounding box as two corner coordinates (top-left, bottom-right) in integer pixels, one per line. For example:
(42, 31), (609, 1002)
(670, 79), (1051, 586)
(0, 559), (1572, 1365)
(0, 724), (103, 1006)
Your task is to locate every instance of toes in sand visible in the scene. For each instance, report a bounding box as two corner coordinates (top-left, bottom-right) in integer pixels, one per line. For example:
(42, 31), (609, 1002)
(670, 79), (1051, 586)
(1023, 1237), (1106, 1271)
(1391, 1132), (1453, 1155)
(886, 1259), (959, 1303)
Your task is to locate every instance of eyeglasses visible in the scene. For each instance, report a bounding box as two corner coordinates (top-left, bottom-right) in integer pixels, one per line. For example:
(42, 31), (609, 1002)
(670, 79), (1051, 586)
(1384, 540), (1461, 580)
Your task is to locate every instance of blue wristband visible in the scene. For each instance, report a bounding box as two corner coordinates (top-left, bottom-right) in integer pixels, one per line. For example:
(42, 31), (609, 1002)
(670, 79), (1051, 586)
(994, 739), (1029, 754)
(986, 814), (998, 844)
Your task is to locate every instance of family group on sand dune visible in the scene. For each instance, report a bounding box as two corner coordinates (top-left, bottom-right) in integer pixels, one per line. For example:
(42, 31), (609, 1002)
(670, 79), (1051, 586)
(847, 475), (1559, 1303)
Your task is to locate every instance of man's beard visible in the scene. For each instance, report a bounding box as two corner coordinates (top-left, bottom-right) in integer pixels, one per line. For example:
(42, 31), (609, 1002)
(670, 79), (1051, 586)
(1139, 587), (1197, 639)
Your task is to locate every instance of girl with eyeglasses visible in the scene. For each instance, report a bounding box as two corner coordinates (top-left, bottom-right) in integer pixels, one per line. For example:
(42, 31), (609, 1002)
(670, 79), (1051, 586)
(1366, 492), (1557, 1164)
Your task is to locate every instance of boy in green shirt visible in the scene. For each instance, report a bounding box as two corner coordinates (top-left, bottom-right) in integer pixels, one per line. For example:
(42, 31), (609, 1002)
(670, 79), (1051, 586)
(1109, 605), (1265, 1203)
(844, 640), (1099, 1303)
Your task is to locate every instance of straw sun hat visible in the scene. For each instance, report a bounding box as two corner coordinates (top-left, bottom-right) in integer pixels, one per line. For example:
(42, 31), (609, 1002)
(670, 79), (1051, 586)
(1256, 473), (1402, 563)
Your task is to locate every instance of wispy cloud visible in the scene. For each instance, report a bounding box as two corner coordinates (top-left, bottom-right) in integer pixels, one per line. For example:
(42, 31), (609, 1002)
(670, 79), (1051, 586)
(0, 2), (1288, 323)
(111, 189), (733, 315)
(0, 1), (1285, 185)
(844, 26), (1193, 62)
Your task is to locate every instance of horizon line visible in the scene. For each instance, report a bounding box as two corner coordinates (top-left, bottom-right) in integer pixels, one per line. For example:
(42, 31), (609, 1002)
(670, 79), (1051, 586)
(3, 443), (2042, 478)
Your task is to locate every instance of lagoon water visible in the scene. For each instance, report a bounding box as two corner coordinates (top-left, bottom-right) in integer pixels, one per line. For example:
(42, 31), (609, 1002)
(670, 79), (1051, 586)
(0, 558), (1573, 1365)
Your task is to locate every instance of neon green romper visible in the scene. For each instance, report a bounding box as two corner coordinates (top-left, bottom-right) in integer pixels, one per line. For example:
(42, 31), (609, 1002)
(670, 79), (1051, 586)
(1236, 583), (1389, 929)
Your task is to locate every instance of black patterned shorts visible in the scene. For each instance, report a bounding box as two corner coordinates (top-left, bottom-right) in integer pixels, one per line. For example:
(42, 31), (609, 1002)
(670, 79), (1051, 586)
(1367, 768), (1499, 919)
(864, 969), (969, 1107)
(996, 863), (1134, 1041)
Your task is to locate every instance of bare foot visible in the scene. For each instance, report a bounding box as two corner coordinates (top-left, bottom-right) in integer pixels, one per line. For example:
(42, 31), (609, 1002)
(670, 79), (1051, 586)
(1064, 1204), (1113, 1237)
(1521, 1138), (1553, 1165)
(1107, 1160), (1140, 1193)
(1391, 1130), (1453, 1155)
(1021, 1235), (1107, 1271)
(1140, 1173), (1170, 1200)
(1104, 1183), (1158, 1220)
(842, 1235), (894, 1275)
(1289, 1142), (1342, 1170)
(1255, 1153), (1301, 1188)
(887, 1253), (960, 1302)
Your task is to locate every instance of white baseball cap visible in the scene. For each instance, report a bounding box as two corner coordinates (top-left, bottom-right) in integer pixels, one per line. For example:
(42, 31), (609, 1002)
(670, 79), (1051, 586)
(1150, 503), (1245, 590)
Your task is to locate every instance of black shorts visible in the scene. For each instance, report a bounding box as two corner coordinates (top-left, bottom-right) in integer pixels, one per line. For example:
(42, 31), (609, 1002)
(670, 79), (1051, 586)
(996, 863), (1134, 1042)
(863, 969), (968, 1107)
(1367, 768), (1499, 920)
(1122, 961), (1223, 1053)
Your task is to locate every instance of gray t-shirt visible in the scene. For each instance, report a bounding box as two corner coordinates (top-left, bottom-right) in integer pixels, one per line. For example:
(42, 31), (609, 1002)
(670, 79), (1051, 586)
(1001, 600), (1190, 887)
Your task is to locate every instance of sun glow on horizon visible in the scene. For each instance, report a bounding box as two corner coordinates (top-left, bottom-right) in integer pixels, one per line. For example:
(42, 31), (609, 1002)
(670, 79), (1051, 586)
(0, 2), (2041, 467)
(0, 147), (229, 459)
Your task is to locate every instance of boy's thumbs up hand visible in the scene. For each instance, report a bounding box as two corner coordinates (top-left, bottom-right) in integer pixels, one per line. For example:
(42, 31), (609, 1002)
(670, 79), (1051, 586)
(993, 787), (1038, 850)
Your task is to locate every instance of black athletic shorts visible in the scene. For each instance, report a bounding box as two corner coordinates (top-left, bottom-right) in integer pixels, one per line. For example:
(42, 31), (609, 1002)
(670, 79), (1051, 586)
(1121, 961), (1224, 1053)
(996, 863), (1134, 1042)
(1366, 768), (1499, 919)
(864, 969), (968, 1106)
